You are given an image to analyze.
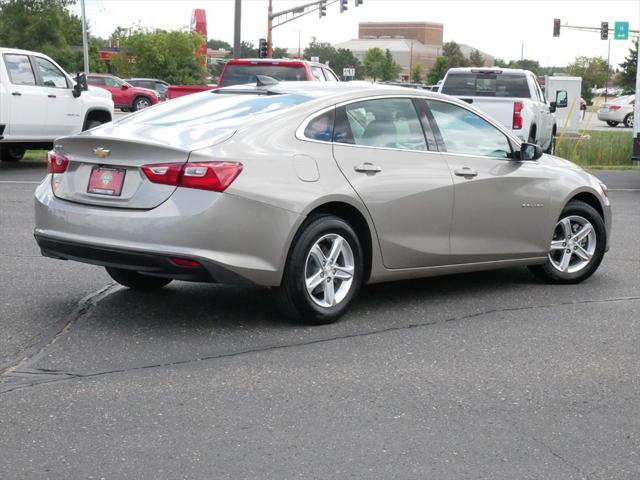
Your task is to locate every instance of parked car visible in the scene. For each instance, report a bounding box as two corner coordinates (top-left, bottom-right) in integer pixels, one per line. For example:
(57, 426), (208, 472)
(597, 95), (635, 128)
(165, 58), (339, 99)
(34, 82), (611, 325)
(439, 68), (566, 154)
(124, 78), (169, 101)
(0, 47), (113, 162)
(86, 73), (159, 111)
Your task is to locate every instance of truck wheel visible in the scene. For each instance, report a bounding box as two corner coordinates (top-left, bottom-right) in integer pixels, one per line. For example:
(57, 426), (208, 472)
(132, 96), (152, 111)
(84, 120), (103, 131)
(606, 121), (619, 127)
(624, 113), (634, 128)
(0, 146), (26, 162)
(544, 135), (556, 155)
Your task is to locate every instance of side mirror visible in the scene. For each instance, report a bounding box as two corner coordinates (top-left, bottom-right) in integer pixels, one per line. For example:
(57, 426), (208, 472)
(549, 101), (557, 113)
(519, 142), (543, 161)
(121, 84), (130, 90)
(73, 72), (87, 98)
(555, 90), (568, 108)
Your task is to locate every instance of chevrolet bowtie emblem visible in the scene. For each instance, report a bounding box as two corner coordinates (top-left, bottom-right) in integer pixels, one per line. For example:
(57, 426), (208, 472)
(93, 147), (111, 158)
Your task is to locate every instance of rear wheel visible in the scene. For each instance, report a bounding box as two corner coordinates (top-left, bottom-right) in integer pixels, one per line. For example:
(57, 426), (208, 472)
(544, 134), (556, 155)
(274, 215), (363, 325)
(106, 267), (172, 291)
(528, 200), (605, 284)
(624, 113), (634, 128)
(132, 96), (152, 111)
(0, 146), (26, 162)
(84, 120), (103, 131)
(606, 121), (619, 127)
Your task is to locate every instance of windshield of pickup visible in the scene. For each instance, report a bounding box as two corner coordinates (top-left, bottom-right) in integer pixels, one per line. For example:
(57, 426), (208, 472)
(441, 72), (531, 98)
(220, 64), (307, 87)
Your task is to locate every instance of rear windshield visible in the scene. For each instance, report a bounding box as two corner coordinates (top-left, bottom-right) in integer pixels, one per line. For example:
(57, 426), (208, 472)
(220, 65), (307, 87)
(441, 73), (531, 98)
(119, 91), (312, 129)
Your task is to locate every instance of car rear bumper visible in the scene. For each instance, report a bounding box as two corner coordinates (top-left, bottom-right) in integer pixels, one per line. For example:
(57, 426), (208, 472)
(597, 112), (624, 122)
(34, 177), (303, 286)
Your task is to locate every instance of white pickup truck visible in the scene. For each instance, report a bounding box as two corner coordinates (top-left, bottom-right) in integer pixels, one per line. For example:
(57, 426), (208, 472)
(439, 67), (567, 154)
(0, 47), (114, 162)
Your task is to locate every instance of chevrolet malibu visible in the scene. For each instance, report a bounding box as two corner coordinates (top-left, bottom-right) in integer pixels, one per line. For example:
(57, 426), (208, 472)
(35, 81), (611, 324)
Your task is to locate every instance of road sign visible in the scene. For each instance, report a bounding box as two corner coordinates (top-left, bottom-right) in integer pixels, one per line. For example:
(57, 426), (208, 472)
(343, 67), (356, 78)
(614, 21), (629, 40)
(310, 56), (319, 62)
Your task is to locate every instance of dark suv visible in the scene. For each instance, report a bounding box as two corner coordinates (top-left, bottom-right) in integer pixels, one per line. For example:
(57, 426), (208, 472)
(124, 78), (169, 101)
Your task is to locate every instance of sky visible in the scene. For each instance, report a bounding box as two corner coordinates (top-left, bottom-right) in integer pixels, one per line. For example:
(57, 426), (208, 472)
(71, 0), (639, 68)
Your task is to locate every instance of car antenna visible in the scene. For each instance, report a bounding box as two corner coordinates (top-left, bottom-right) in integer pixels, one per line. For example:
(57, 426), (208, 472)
(256, 75), (279, 87)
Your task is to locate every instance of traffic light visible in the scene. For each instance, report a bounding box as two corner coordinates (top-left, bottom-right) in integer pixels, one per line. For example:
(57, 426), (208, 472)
(553, 18), (560, 37)
(340, 0), (348, 13)
(355, 0), (363, 5)
(258, 38), (268, 58)
(319, 1), (326, 17)
(601, 21), (609, 40)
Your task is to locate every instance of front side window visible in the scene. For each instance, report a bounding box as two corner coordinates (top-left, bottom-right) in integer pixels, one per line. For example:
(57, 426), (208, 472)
(335, 98), (427, 151)
(304, 109), (335, 142)
(311, 67), (326, 82)
(35, 57), (68, 88)
(4, 54), (36, 86)
(427, 100), (512, 158)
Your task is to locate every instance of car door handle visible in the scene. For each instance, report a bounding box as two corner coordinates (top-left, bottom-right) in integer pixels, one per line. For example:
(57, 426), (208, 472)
(454, 167), (478, 178)
(354, 163), (382, 174)
(48, 94), (57, 98)
(11, 91), (21, 96)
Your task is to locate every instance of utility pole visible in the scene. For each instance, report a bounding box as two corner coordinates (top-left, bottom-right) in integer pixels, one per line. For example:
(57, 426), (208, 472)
(521, 43), (525, 61)
(233, 0), (242, 58)
(633, 35), (640, 166)
(267, 0), (273, 58)
(80, 0), (89, 73)
(605, 37), (611, 103)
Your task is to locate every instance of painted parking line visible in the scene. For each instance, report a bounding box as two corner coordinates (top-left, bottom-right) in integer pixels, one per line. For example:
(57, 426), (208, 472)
(0, 180), (41, 184)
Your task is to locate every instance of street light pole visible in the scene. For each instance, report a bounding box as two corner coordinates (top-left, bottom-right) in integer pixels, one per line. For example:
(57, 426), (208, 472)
(633, 36), (640, 166)
(80, 0), (90, 73)
(233, 0), (242, 58)
(521, 43), (524, 61)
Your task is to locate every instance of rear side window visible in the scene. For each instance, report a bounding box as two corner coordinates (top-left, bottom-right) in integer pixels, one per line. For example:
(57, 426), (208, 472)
(304, 109), (335, 142)
(441, 73), (531, 98)
(4, 54), (36, 86)
(220, 65), (307, 87)
(35, 57), (69, 88)
(323, 69), (339, 82)
(335, 98), (427, 151)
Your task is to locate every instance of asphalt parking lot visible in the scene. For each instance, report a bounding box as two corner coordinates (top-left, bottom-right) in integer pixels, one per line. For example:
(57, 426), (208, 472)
(1, 162), (639, 479)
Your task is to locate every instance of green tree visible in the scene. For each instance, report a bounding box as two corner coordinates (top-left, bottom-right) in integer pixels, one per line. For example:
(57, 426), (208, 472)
(272, 46), (289, 58)
(381, 48), (401, 81)
(329, 48), (363, 80)
(411, 63), (425, 83)
(362, 47), (386, 81)
(469, 49), (485, 67)
(442, 41), (469, 68)
(508, 59), (542, 75)
(114, 29), (207, 85)
(303, 38), (336, 64)
(427, 57), (447, 84)
(566, 56), (612, 103)
(619, 40), (638, 92)
(207, 38), (231, 51)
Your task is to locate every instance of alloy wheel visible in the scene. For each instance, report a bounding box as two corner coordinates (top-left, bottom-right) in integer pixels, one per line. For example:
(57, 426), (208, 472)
(304, 233), (355, 308)
(548, 215), (596, 274)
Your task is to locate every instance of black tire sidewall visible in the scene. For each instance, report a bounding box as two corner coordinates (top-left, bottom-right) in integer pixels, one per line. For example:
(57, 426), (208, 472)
(106, 267), (171, 290)
(281, 215), (363, 324)
(0, 147), (25, 162)
(133, 97), (150, 111)
(624, 114), (633, 128)
(541, 201), (606, 283)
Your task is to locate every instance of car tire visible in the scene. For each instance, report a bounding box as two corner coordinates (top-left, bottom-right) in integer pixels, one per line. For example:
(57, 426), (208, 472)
(528, 200), (605, 284)
(624, 113), (634, 128)
(84, 120), (104, 131)
(0, 146), (26, 162)
(274, 214), (363, 325)
(132, 96), (152, 111)
(106, 267), (172, 291)
(544, 134), (556, 155)
(606, 121), (619, 127)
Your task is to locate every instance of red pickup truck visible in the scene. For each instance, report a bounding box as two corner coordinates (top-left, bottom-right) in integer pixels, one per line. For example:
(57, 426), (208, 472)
(166, 58), (339, 99)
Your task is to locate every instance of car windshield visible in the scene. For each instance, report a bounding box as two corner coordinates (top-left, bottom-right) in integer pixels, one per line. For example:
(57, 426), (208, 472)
(441, 72), (531, 98)
(119, 91), (312, 130)
(220, 65), (307, 87)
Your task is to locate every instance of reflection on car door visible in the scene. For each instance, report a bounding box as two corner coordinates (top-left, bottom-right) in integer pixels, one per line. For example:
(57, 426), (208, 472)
(424, 99), (551, 263)
(332, 97), (454, 269)
(34, 56), (81, 136)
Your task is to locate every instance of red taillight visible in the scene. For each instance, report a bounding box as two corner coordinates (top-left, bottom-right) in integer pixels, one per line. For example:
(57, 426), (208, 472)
(141, 161), (243, 192)
(609, 105), (621, 111)
(513, 102), (523, 130)
(170, 257), (201, 267)
(47, 150), (69, 174)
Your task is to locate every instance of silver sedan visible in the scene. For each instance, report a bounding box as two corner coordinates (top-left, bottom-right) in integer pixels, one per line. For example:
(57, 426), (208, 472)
(597, 95), (635, 128)
(35, 82), (611, 324)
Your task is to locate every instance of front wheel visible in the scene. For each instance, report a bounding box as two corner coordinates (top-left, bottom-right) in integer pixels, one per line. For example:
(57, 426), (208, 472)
(274, 215), (363, 325)
(528, 200), (605, 284)
(624, 113), (634, 128)
(132, 96), (152, 111)
(106, 267), (172, 291)
(0, 146), (26, 162)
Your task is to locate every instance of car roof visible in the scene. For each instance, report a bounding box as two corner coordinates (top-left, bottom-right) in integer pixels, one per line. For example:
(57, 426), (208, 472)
(0, 47), (48, 56)
(125, 78), (167, 82)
